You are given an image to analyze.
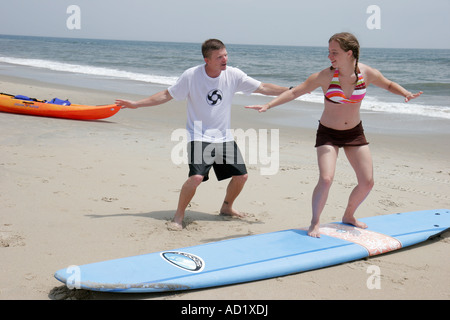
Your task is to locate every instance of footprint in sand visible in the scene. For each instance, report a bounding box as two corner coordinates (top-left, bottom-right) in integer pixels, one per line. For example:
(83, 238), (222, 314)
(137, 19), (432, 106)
(0, 226), (25, 248)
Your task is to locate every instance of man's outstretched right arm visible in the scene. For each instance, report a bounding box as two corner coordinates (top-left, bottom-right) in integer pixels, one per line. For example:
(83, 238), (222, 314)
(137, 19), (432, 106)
(115, 89), (173, 109)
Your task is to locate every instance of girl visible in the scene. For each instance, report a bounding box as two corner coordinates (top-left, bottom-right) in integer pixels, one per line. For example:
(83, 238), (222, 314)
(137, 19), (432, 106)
(246, 32), (422, 237)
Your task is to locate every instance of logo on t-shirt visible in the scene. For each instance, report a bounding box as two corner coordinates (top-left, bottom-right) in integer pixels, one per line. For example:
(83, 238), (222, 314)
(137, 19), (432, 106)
(206, 89), (223, 106)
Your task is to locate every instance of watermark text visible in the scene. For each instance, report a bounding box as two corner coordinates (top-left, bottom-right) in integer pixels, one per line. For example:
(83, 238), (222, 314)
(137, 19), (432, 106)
(366, 5), (381, 30)
(171, 122), (279, 176)
(66, 5), (81, 30)
(366, 265), (381, 290)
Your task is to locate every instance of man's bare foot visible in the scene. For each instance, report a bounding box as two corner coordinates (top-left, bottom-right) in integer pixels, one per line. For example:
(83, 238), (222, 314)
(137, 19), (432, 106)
(220, 200), (246, 218)
(219, 209), (246, 218)
(342, 216), (368, 229)
(166, 220), (183, 231)
(307, 224), (321, 238)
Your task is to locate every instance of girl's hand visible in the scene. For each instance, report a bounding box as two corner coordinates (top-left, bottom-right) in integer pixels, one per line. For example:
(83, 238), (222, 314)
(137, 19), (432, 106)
(245, 104), (270, 113)
(405, 91), (423, 102)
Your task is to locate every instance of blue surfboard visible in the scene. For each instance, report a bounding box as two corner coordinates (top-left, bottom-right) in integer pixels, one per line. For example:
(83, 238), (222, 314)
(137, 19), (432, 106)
(54, 209), (449, 293)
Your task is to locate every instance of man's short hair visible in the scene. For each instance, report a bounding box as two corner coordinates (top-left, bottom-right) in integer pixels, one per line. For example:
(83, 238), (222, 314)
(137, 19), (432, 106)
(202, 39), (226, 58)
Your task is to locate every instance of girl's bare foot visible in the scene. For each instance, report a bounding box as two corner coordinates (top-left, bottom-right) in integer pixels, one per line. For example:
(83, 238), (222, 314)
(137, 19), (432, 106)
(307, 224), (321, 238)
(342, 215), (367, 229)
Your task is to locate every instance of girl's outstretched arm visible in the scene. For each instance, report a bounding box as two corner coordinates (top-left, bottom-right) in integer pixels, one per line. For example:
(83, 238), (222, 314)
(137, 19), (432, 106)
(246, 71), (323, 112)
(363, 64), (423, 102)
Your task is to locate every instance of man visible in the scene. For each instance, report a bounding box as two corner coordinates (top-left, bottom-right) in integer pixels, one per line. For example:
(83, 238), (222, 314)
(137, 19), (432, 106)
(115, 39), (288, 230)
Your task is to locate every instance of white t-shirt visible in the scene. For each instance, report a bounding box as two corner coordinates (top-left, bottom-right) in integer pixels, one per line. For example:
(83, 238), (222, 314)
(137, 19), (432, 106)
(168, 64), (261, 143)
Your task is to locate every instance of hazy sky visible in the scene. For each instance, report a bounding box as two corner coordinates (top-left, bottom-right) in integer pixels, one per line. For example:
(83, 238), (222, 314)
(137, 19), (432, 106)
(1, 0), (449, 49)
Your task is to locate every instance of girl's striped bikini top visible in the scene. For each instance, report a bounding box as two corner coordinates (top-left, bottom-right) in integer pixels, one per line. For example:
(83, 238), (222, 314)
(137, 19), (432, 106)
(325, 68), (366, 104)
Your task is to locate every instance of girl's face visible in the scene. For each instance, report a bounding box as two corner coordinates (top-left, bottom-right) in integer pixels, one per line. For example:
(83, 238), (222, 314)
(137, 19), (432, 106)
(328, 40), (352, 68)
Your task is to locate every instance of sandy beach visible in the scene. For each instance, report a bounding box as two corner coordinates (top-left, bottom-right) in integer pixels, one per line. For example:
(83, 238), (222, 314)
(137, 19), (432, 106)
(0, 75), (449, 300)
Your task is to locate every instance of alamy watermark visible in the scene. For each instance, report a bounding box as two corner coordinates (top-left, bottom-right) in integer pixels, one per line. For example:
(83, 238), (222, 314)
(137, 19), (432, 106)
(171, 122), (279, 176)
(66, 5), (81, 30)
(366, 5), (381, 30)
(67, 5), (381, 31)
(366, 265), (382, 290)
(65, 265), (81, 289)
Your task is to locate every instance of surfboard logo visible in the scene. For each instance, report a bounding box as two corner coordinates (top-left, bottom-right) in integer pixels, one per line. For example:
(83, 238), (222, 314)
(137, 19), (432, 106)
(161, 251), (205, 273)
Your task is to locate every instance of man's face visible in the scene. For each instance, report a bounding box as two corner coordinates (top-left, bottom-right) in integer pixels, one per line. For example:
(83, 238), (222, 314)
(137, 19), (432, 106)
(205, 48), (228, 73)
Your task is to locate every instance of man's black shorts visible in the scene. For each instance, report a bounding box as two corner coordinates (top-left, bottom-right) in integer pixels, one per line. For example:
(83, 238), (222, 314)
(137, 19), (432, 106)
(188, 141), (247, 182)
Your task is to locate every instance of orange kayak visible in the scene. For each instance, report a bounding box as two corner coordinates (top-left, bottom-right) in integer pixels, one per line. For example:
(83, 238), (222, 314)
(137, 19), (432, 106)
(0, 93), (120, 120)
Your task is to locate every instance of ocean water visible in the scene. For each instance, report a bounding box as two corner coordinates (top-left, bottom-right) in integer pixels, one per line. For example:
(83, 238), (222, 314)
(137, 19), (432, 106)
(0, 34), (449, 120)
